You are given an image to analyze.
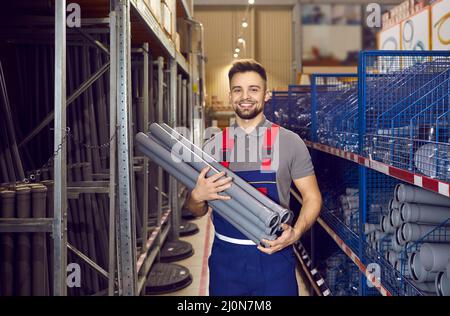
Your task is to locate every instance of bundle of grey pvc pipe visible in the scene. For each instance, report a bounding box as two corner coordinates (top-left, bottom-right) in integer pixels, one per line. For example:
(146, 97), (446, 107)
(135, 123), (294, 246)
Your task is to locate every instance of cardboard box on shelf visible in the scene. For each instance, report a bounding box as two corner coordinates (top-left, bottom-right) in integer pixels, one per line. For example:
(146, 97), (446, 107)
(161, 1), (172, 35)
(144, 0), (162, 23)
(175, 32), (181, 52)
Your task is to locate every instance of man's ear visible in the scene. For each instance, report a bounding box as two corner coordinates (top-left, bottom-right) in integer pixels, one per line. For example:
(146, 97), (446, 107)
(264, 90), (271, 102)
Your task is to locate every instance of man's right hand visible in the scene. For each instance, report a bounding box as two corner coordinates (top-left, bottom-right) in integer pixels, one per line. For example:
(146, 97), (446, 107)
(191, 166), (233, 202)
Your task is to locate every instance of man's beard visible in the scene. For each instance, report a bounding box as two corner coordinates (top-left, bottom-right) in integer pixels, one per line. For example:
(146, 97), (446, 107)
(234, 103), (264, 120)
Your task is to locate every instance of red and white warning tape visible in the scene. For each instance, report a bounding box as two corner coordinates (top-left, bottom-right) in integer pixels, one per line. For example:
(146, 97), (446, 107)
(317, 217), (392, 296)
(305, 141), (450, 197)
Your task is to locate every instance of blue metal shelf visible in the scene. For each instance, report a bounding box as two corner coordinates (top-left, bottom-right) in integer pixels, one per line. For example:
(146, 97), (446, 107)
(279, 51), (450, 296)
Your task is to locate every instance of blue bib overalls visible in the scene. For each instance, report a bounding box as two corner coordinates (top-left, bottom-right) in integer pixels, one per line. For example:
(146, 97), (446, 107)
(208, 125), (298, 296)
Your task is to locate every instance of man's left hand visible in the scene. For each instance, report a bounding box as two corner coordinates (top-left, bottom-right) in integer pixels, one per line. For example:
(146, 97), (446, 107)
(257, 224), (302, 254)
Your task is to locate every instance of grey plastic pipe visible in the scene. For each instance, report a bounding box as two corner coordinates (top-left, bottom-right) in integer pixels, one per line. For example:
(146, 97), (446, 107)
(346, 188), (358, 195)
(364, 223), (377, 235)
(397, 184), (450, 207)
(436, 271), (450, 296)
(31, 185), (47, 296)
(396, 227), (406, 245)
(135, 133), (277, 243)
(381, 215), (395, 234)
(16, 186), (31, 296)
(419, 243), (450, 272)
(409, 251), (438, 282)
(400, 202), (450, 225)
(411, 280), (437, 295)
(401, 223), (450, 243)
(0, 190), (15, 296)
(447, 261), (450, 279)
(387, 250), (399, 266)
(159, 123), (293, 224)
(140, 132), (278, 236)
(389, 198), (400, 211)
(136, 139), (273, 244)
(147, 125), (280, 228)
(391, 208), (403, 228)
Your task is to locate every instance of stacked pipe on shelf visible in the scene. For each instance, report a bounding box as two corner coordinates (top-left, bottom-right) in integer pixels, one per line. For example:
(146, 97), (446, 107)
(264, 86), (312, 141)
(361, 51), (450, 182)
(338, 188), (359, 232)
(0, 36), (114, 295)
(323, 252), (359, 296)
(0, 183), (51, 296)
(363, 183), (450, 296)
(312, 75), (359, 153)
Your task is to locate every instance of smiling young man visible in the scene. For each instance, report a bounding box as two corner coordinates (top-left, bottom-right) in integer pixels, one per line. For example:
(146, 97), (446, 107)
(184, 59), (322, 296)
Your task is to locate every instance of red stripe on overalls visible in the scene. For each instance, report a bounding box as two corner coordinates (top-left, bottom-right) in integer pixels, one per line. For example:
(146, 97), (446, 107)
(220, 127), (234, 168)
(261, 124), (279, 171)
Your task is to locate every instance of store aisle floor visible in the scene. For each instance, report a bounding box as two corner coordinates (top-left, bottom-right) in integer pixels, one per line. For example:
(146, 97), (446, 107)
(157, 213), (310, 296)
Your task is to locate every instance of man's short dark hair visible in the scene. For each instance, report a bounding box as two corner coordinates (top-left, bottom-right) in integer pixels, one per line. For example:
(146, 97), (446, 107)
(228, 59), (267, 85)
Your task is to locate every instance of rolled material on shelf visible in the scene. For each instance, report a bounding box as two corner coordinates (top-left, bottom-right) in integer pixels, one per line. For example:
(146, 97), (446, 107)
(0, 190), (15, 296)
(397, 184), (450, 207)
(147, 125), (280, 228)
(401, 223), (450, 243)
(381, 215), (395, 234)
(400, 202), (450, 225)
(411, 280), (437, 295)
(395, 227), (406, 246)
(364, 223), (377, 235)
(158, 123), (293, 224)
(16, 186), (31, 296)
(31, 185), (47, 296)
(409, 251), (438, 282)
(436, 271), (450, 296)
(389, 198), (400, 211)
(391, 208), (403, 228)
(345, 188), (358, 195)
(386, 250), (400, 266)
(369, 204), (384, 214)
(394, 183), (402, 202)
(135, 133), (276, 244)
(373, 230), (387, 242)
(419, 243), (450, 272)
(447, 261), (450, 279)
(391, 233), (412, 252)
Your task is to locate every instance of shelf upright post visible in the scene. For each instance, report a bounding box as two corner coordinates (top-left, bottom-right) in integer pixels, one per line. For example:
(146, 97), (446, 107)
(114, 0), (136, 296)
(358, 51), (368, 296)
(108, 1), (118, 296)
(169, 57), (179, 240)
(53, 0), (68, 297)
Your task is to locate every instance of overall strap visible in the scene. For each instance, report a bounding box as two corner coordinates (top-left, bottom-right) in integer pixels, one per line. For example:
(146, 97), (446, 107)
(220, 127), (234, 168)
(261, 124), (280, 171)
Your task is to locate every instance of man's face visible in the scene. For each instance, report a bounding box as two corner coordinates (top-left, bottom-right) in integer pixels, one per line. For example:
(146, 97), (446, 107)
(229, 71), (270, 120)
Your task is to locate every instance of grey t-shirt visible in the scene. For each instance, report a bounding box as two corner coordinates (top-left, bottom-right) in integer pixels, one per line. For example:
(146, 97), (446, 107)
(203, 116), (315, 208)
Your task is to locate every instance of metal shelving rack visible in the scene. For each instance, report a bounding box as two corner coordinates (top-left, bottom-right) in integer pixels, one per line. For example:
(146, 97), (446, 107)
(266, 50), (450, 296)
(0, 0), (204, 296)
